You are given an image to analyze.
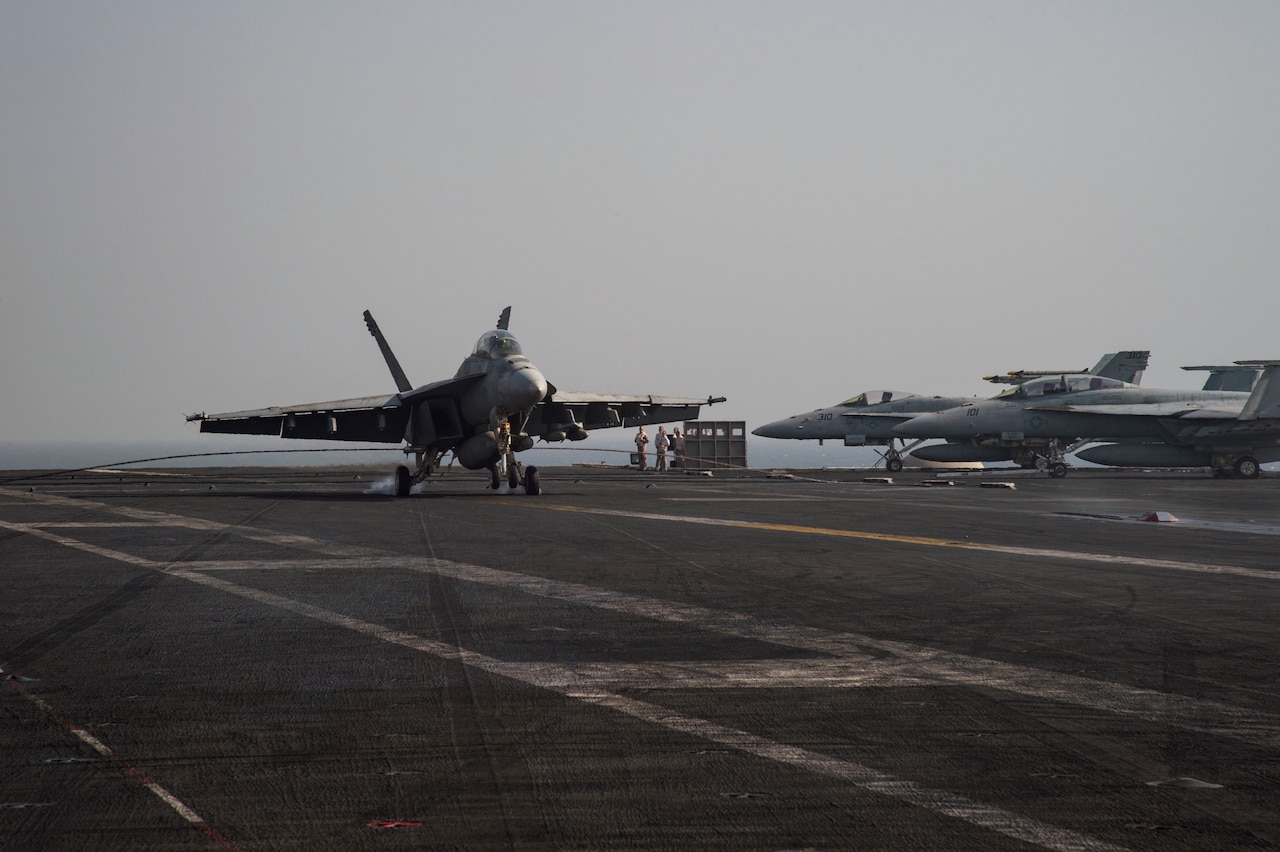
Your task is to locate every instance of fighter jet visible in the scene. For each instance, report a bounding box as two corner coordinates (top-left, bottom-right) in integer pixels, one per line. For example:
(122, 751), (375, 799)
(752, 391), (973, 472)
(751, 351), (1147, 472)
(188, 308), (725, 496)
(894, 361), (1280, 478)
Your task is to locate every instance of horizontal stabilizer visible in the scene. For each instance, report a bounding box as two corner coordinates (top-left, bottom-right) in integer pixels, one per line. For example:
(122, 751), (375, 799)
(1183, 365), (1261, 392)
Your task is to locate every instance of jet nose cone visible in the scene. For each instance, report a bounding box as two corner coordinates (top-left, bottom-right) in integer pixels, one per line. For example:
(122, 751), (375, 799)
(503, 365), (548, 412)
(752, 419), (794, 438)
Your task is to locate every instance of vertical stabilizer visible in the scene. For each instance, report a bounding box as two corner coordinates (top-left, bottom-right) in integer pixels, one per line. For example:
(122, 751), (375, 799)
(363, 310), (413, 393)
(496, 306), (512, 330)
(1237, 361), (1280, 420)
(1089, 350), (1149, 384)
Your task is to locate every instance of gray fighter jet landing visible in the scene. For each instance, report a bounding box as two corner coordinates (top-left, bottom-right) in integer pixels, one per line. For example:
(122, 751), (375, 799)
(752, 351), (1147, 472)
(189, 308), (725, 495)
(895, 361), (1280, 478)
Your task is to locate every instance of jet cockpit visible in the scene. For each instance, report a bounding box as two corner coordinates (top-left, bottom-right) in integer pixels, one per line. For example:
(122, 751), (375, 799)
(473, 330), (524, 359)
(994, 375), (1131, 400)
(838, 390), (917, 407)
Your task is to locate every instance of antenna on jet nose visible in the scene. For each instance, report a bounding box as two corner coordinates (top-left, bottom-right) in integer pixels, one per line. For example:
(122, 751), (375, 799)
(496, 306), (511, 330)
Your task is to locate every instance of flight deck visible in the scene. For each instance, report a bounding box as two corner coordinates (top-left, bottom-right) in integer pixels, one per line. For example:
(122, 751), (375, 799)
(2, 465), (1277, 851)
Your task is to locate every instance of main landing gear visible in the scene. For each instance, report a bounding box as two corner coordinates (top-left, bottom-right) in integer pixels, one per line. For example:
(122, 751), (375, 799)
(492, 421), (540, 495)
(486, 458), (541, 495)
(387, 417), (544, 497)
(1213, 455), (1261, 479)
(1032, 439), (1071, 478)
(878, 438), (926, 473)
(394, 464), (412, 498)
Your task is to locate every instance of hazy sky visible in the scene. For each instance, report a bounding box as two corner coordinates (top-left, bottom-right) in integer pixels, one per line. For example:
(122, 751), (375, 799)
(3, 1), (1277, 446)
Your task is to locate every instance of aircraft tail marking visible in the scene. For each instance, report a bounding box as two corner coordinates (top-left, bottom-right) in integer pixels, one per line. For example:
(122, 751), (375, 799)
(1089, 350), (1149, 384)
(363, 310), (412, 393)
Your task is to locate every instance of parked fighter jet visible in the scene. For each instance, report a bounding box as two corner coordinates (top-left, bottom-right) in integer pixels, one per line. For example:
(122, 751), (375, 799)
(751, 351), (1147, 472)
(894, 361), (1280, 478)
(1072, 361), (1278, 477)
(188, 308), (725, 495)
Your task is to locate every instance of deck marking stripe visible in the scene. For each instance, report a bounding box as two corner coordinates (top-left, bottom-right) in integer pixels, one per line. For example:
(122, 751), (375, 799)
(179, 555), (1280, 746)
(156, 567), (1123, 852)
(542, 505), (1278, 580)
(3, 671), (245, 852)
(1, 491), (1270, 850)
(4, 517), (1276, 746)
(0, 521), (1122, 850)
(10, 484), (1267, 581)
(570, 689), (1123, 852)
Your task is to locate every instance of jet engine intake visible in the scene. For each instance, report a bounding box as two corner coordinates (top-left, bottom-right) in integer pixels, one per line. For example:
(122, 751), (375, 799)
(455, 431), (501, 469)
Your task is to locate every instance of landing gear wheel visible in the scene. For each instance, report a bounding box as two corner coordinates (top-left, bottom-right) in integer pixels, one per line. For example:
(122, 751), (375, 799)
(394, 465), (411, 498)
(489, 466), (501, 490)
(1034, 457), (1049, 471)
(524, 466), (541, 496)
(507, 465), (520, 489)
(1234, 456), (1261, 479)
(885, 457), (904, 473)
(1048, 462), (1068, 479)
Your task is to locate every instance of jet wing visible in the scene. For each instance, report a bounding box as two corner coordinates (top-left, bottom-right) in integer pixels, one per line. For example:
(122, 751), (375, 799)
(530, 392), (725, 434)
(189, 374), (488, 443)
(189, 393), (409, 442)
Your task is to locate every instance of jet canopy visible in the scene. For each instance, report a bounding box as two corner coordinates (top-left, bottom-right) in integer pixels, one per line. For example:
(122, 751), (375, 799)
(472, 330), (524, 359)
(838, 391), (916, 407)
(994, 375), (1130, 400)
